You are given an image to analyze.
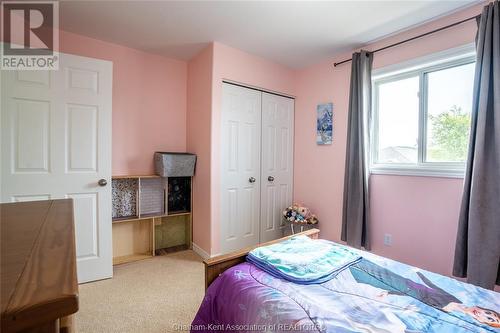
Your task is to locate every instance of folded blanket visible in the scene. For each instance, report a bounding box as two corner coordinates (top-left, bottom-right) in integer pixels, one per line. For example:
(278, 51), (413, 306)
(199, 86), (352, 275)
(247, 235), (362, 284)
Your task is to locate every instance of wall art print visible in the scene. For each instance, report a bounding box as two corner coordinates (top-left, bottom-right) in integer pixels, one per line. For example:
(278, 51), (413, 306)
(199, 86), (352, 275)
(317, 103), (333, 145)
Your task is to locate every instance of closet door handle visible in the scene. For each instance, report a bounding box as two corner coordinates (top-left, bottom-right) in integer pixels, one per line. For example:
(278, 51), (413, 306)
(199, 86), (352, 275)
(248, 177), (256, 183)
(268, 176), (274, 182)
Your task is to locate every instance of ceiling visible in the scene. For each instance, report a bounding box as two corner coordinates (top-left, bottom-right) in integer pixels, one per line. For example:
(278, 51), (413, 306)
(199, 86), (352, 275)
(59, 1), (481, 69)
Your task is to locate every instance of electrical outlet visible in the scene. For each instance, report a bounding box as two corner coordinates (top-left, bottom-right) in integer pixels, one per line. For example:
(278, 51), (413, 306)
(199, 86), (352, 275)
(384, 233), (392, 246)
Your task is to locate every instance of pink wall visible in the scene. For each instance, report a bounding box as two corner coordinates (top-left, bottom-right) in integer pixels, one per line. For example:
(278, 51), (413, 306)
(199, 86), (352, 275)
(294, 55), (350, 245)
(293, 3), (483, 276)
(187, 45), (214, 253)
(369, 176), (463, 273)
(60, 30), (187, 175)
(210, 42), (297, 254)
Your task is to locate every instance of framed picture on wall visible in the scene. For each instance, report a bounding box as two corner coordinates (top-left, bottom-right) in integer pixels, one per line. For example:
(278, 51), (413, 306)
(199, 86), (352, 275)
(317, 103), (333, 145)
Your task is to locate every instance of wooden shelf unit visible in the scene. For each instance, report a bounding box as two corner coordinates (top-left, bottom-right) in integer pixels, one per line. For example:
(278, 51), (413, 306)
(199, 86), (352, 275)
(113, 253), (153, 266)
(112, 174), (161, 179)
(112, 175), (192, 265)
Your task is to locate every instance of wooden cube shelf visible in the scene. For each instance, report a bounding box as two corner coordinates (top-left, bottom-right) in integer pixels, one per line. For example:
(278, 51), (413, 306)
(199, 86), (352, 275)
(112, 175), (192, 265)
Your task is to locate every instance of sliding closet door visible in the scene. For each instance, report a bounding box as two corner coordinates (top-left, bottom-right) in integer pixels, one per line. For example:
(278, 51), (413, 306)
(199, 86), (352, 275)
(260, 93), (294, 242)
(220, 83), (262, 254)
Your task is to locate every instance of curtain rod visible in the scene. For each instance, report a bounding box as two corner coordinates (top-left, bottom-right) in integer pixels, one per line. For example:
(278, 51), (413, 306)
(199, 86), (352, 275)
(333, 14), (480, 67)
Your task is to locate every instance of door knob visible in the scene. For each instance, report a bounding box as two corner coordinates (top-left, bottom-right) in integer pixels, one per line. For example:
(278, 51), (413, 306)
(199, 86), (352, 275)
(268, 176), (275, 182)
(248, 177), (256, 183)
(98, 179), (108, 186)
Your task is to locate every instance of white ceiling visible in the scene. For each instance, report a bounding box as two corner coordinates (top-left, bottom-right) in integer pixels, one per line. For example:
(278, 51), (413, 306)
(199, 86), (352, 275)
(59, 1), (481, 69)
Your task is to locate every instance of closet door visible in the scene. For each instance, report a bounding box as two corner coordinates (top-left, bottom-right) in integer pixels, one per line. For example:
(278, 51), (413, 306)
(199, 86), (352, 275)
(220, 83), (261, 254)
(260, 93), (294, 243)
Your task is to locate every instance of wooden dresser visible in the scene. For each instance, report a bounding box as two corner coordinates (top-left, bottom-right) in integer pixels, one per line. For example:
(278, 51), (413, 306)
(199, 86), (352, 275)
(1, 199), (79, 333)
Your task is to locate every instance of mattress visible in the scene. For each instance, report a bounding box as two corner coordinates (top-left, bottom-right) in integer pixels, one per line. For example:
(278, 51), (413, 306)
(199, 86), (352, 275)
(192, 245), (500, 333)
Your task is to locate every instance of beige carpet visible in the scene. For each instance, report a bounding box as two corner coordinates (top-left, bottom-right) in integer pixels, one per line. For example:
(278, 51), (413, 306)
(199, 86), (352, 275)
(76, 250), (205, 333)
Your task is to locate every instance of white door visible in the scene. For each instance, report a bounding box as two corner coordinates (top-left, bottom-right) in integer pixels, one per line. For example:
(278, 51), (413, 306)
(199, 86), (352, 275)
(220, 83), (261, 253)
(260, 92), (294, 242)
(1, 53), (113, 283)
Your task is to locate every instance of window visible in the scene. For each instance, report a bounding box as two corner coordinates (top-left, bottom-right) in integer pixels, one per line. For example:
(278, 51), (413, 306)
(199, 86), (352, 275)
(372, 46), (475, 177)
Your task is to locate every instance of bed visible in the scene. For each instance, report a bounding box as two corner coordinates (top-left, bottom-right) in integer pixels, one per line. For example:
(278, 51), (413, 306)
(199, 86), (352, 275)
(194, 229), (500, 332)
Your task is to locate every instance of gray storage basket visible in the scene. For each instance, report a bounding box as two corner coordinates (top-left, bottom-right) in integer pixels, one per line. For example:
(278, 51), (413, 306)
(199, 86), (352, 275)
(154, 152), (196, 177)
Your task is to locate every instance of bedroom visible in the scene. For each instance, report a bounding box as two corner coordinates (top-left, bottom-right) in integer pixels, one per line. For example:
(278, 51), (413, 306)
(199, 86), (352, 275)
(0, 0), (499, 332)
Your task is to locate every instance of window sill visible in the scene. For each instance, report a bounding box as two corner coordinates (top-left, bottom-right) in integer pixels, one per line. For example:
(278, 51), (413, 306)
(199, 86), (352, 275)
(370, 167), (465, 179)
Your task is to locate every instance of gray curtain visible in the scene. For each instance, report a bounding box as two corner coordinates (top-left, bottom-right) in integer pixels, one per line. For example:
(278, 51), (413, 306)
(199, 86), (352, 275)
(341, 50), (373, 250)
(453, 0), (500, 290)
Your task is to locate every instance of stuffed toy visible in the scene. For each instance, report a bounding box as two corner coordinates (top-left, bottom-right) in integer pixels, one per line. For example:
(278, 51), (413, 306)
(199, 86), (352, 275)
(308, 214), (319, 225)
(282, 203), (319, 225)
(297, 206), (310, 218)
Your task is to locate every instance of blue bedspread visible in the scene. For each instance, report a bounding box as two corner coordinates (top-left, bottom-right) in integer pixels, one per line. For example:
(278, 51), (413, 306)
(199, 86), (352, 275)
(247, 235), (361, 284)
(193, 239), (500, 332)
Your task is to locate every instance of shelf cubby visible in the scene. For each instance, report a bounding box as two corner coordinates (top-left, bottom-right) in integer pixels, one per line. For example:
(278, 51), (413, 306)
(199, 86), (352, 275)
(112, 178), (138, 220)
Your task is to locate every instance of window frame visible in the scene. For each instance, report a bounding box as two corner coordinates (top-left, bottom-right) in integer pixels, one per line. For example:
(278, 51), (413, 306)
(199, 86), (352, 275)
(370, 44), (476, 178)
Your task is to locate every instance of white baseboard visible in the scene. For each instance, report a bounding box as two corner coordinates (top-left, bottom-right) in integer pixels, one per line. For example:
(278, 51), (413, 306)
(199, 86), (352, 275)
(192, 242), (210, 260)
